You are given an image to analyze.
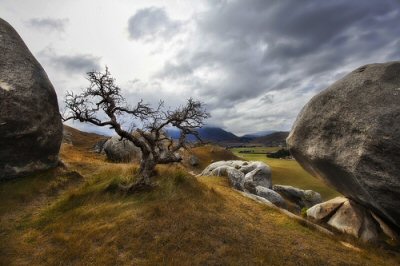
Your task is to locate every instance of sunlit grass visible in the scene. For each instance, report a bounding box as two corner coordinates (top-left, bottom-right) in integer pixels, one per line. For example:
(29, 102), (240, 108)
(1, 141), (398, 265)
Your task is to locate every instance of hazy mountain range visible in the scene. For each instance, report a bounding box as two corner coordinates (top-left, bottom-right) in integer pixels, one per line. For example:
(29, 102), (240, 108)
(165, 127), (289, 146)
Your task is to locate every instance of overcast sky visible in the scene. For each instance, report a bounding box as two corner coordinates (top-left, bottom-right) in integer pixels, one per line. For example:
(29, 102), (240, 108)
(1, 0), (400, 135)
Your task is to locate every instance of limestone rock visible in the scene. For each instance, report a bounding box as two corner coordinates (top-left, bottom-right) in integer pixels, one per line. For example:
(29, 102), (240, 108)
(273, 185), (322, 209)
(307, 197), (400, 243)
(307, 197), (347, 221)
(255, 186), (287, 209)
(210, 165), (245, 190)
(327, 200), (364, 237)
(103, 136), (141, 163)
(0, 18), (62, 179)
(327, 199), (380, 242)
(287, 62), (400, 231)
(201, 160), (272, 192)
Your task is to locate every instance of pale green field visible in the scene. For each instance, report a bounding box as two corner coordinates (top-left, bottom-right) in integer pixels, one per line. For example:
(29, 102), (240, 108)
(231, 147), (340, 200)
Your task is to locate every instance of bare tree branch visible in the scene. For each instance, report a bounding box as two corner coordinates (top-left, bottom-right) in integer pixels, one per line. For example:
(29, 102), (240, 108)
(63, 67), (210, 188)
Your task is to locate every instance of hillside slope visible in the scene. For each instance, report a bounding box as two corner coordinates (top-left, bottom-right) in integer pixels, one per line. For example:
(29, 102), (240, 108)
(63, 124), (108, 150)
(251, 131), (289, 147)
(1, 126), (399, 265)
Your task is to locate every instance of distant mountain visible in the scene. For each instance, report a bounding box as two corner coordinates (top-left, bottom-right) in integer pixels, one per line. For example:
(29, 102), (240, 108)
(166, 127), (290, 146)
(241, 130), (276, 139)
(250, 131), (289, 147)
(166, 127), (242, 143)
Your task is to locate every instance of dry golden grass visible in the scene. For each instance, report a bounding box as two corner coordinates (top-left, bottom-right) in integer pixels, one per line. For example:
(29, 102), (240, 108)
(1, 135), (400, 265)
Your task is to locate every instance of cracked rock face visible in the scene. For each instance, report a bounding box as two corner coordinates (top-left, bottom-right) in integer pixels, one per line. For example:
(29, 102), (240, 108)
(0, 18), (62, 179)
(307, 197), (398, 243)
(287, 62), (400, 232)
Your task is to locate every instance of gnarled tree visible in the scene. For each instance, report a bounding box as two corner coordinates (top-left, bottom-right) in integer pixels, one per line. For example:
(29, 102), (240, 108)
(63, 68), (209, 190)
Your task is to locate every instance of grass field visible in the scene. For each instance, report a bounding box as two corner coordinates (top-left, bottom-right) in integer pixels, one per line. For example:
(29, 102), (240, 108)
(1, 132), (399, 265)
(231, 147), (340, 200)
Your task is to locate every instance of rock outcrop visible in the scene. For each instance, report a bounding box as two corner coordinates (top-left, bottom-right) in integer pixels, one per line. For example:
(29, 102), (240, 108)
(306, 197), (346, 221)
(200, 160), (272, 191)
(103, 136), (142, 163)
(307, 197), (398, 243)
(287, 62), (400, 232)
(0, 18), (62, 179)
(272, 185), (322, 209)
(93, 139), (107, 153)
(255, 186), (287, 209)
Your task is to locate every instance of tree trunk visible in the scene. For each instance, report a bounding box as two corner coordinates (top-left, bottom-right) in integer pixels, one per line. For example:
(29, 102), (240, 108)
(125, 152), (156, 192)
(138, 157), (156, 184)
(119, 153), (156, 193)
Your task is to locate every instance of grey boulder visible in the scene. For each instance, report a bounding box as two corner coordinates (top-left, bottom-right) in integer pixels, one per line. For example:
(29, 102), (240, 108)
(307, 197), (398, 243)
(255, 186), (287, 209)
(201, 160), (272, 191)
(210, 165), (245, 190)
(0, 18), (62, 179)
(306, 197), (346, 221)
(103, 136), (142, 163)
(327, 199), (379, 243)
(273, 185), (322, 209)
(287, 62), (400, 231)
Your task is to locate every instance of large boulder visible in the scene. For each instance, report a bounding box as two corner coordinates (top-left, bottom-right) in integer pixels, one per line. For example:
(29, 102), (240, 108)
(103, 136), (142, 163)
(200, 160), (272, 191)
(307, 197), (397, 243)
(0, 18), (62, 179)
(287, 62), (400, 232)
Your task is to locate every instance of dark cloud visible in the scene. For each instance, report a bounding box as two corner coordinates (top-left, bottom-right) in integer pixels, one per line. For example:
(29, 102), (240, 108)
(26, 17), (69, 32)
(39, 49), (101, 74)
(152, 0), (400, 133)
(128, 7), (183, 41)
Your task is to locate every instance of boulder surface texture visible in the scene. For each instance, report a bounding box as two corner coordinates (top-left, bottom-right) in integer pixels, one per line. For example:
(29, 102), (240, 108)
(287, 62), (400, 232)
(200, 160), (272, 191)
(307, 197), (398, 243)
(103, 136), (142, 163)
(255, 186), (287, 209)
(272, 185), (322, 209)
(0, 18), (62, 179)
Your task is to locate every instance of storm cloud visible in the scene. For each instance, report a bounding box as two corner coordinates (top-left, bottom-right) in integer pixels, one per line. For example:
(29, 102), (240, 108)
(39, 49), (101, 74)
(128, 7), (184, 41)
(26, 17), (68, 32)
(1, 0), (399, 135)
(148, 0), (400, 134)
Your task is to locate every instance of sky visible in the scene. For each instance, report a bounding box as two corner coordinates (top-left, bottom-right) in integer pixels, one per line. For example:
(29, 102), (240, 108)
(1, 0), (400, 136)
